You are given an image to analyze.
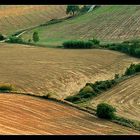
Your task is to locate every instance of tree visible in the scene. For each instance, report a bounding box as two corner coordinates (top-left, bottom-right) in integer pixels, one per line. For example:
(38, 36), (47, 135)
(33, 32), (39, 43)
(96, 103), (116, 120)
(66, 5), (80, 16)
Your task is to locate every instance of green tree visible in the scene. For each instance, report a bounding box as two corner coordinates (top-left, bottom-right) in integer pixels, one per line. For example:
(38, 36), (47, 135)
(33, 32), (39, 43)
(66, 5), (80, 16)
(97, 103), (116, 120)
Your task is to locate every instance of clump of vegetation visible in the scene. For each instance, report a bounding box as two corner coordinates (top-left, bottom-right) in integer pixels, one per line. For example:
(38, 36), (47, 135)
(103, 39), (140, 58)
(96, 103), (116, 120)
(0, 33), (5, 41)
(6, 36), (24, 43)
(65, 78), (117, 103)
(63, 40), (93, 49)
(89, 38), (100, 45)
(124, 63), (140, 76)
(0, 84), (13, 92)
(66, 5), (80, 16)
(33, 31), (39, 43)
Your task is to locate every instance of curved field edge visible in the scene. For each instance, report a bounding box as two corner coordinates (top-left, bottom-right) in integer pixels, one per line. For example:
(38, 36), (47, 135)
(0, 43), (140, 99)
(0, 93), (139, 135)
(21, 5), (140, 46)
(88, 74), (140, 123)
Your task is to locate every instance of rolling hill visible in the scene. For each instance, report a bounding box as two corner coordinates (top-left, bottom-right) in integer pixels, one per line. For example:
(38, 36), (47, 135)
(90, 74), (140, 122)
(0, 43), (139, 99)
(0, 5), (66, 35)
(0, 93), (139, 135)
(21, 5), (140, 46)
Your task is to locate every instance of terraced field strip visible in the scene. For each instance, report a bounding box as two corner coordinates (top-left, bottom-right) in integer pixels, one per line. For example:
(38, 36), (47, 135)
(0, 93), (139, 134)
(90, 74), (140, 122)
(21, 5), (140, 45)
(0, 5), (66, 35)
(0, 43), (140, 99)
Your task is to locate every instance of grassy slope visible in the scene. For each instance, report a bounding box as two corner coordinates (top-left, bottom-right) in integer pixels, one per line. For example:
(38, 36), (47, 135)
(0, 5), (66, 35)
(0, 93), (139, 134)
(0, 43), (140, 99)
(21, 5), (140, 46)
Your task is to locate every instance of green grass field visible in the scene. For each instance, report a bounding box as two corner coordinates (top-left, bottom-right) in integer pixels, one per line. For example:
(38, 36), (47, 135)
(21, 5), (140, 46)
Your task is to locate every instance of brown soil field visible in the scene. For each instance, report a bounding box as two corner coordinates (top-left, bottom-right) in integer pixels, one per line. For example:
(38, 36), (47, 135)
(0, 93), (139, 135)
(90, 75), (140, 122)
(0, 5), (66, 35)
(0, 43), (140, 99)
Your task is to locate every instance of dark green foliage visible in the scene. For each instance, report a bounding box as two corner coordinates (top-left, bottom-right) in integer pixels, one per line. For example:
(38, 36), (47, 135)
(0, 33), (5, 41)
(63, 40), (93, 49)
(6, 36), (24, 43)
(96, 103), (116, 119)
(89, 38), (100, 45)
(103, 39), (140, 58)
(80, 5), (90, 13)
(66, 5), (80, 16)
(0, 84), (13, 92)
(124, 63), (140, 76)
(65, 79), (117, 103)
(33, 31), (39, 43)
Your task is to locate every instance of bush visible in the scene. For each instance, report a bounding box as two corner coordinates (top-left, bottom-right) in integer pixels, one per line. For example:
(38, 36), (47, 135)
(0, 84), (13, 92)
(63, 40), (93, 49)
(89, 38), (100, 45)
(96, 103), (116, 119)
(135, 48), (140, 57)
(6, 36), (23, 43)
(0, 33), (5, 41)
(124, 63), (140, 76)
(33, 31), (39, 43)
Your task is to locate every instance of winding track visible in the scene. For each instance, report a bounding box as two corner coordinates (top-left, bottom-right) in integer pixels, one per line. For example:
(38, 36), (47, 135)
(0, 43), (140, 99)
(91, 75), (140, 122)
(0, 93), (139, 135)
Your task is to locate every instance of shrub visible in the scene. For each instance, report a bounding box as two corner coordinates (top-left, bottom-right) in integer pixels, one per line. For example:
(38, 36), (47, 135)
(80, 85), (94, 94)
(6, 36), (23, 43)
(124, 63), (140, 76)
(0, 84), (13, 92)
(63, 40), (93, 49)
(96, 103), (116, 119)
(135, 48), (140, 57)
(33, 31), (39, 43)
(0, 33), (5, 41)
(89, 38), (100, 45)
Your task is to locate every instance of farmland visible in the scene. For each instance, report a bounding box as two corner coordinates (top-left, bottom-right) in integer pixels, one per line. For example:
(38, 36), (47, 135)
(90, 74), (140, 122)
(0, 93), (139, 135)
(0, 43), (140, 99)
(0, 5), (66, 35)
(0, 5), (140, 134)
(21, 5), (140, 46)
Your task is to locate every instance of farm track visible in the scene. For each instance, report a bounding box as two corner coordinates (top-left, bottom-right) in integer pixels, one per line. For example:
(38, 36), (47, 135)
(0, 5), (66, 35)
(0, 93), (139, 134)
(0, 43), (140, 99)
(90, 74), (140, 122)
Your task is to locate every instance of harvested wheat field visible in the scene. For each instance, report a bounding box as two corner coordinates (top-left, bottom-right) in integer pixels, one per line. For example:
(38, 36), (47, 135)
(0, 5), (66, 35)
(0, 93), (139, 135)
(0, 43), (140, 99)
(90, 74), (140, 122)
